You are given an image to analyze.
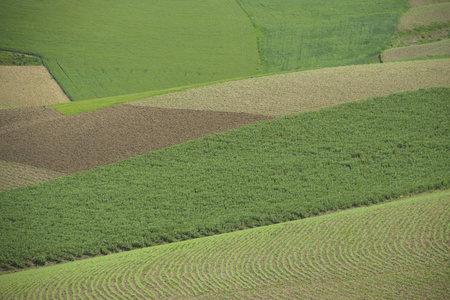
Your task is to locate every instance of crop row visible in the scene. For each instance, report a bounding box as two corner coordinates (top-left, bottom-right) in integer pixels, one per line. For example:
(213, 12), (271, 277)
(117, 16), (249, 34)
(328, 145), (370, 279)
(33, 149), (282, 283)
(0, 87), (448, 268)
(0, 190), (448, 299)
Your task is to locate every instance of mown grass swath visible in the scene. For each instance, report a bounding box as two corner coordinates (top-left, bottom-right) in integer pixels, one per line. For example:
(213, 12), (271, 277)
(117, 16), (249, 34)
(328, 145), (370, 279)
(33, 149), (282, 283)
(0, 0), (407, 102)
(0, 191), (448, 299)
(0, 88), (449, 269)
(236, 0), (408, 73)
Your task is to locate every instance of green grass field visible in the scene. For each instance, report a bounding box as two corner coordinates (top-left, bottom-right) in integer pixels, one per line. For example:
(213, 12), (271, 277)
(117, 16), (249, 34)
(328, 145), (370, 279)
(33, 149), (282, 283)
(236, 0), (408, 72)
(0, 0), (407, 102)
(0, 190), (448, 299)
(1, 88), (448, 269)
(0, 0), (260, 101)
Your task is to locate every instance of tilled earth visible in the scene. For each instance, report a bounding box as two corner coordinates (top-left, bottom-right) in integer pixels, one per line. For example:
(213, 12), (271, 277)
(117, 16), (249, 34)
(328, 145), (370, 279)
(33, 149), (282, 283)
(0, 105), (273, 174)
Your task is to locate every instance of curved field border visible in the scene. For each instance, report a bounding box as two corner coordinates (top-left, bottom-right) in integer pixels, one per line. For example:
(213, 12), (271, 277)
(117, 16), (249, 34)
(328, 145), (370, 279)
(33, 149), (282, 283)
(0, 66), (70, 109)
(0, 160), (64, 191)
(131, 59), (450, 117)
(383, 39), (450, 61)
(1, 190), (448, 299)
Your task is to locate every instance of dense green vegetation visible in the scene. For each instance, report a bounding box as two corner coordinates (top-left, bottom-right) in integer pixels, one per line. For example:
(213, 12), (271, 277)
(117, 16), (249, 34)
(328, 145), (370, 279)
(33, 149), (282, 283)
(236, 0), (408, 72)
(0, 190), (448, 298)
(0, 87), (448, 269)
(0, 50), (42, 66)
(0, 0), (407, 102)
(0, 0), (260, 100)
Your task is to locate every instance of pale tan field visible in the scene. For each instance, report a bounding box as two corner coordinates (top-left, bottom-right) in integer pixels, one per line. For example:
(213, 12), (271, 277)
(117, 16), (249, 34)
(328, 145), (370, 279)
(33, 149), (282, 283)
(0, 66), (70, 109)
(410, 0), (450, 7)
(383, 39), (450, 61)
(131, 59), (450, 117)
(0, 160), (64, 191)
(399, 2), (450, 30)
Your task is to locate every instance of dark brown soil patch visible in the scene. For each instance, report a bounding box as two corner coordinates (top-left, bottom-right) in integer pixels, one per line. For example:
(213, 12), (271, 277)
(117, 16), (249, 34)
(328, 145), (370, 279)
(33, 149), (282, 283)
(0, 105), (273, 174)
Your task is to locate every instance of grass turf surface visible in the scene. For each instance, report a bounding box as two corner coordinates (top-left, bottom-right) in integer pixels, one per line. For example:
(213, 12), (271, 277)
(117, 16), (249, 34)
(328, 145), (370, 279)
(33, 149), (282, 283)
(0, 0), (407, 102)
(0, 190), (448, 299)
(0, 88), (449, 269)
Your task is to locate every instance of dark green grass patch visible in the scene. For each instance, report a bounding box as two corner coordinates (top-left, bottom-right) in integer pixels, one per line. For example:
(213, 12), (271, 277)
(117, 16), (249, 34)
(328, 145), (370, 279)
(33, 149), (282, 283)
(236, 0), (408, 73)
(0, 50), (41, 66)
(0, 88), (449, 268)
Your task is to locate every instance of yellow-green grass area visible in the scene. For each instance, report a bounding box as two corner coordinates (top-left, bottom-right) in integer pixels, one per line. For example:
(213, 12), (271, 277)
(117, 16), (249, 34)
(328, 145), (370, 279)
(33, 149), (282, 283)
(130, 59), (450, 117)
(0, 66), (70, 109)
(0, 161), (65, 192)
(0, 0), (260, 101)
(1, 190), (448, 299)
(399, 2), (450, 30)
(383, 39), (450, 61)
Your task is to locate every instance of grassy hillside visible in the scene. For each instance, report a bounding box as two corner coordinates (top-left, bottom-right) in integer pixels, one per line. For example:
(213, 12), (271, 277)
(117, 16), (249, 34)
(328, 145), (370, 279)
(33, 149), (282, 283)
(236, 0), (408, 72)
(0, 0), (407, 102)
(0, 190), (448, 299)
(0, 0), (260, 100)
(0, 88), (448, 269)
(383, 39), (450, 61)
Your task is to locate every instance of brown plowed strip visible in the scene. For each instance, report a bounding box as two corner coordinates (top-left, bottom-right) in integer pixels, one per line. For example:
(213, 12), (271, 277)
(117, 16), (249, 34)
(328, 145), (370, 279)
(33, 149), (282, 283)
(0, 105), (273, 174)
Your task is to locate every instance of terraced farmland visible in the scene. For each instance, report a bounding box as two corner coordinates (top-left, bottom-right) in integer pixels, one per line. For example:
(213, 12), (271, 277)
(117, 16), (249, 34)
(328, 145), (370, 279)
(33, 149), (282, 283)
(0, 190), (448, 299)
(0, 0), (407, 101)
(132, 59), (450, 117)
(1, 88), (448, 269)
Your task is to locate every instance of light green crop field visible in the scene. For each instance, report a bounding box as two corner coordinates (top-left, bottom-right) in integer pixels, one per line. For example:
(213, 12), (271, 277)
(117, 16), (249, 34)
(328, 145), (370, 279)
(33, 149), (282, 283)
(0, 0), (260, 101)
(1, 88), (449, 269)
(0, 190), (448, 299)
(0, 0), (407, 103)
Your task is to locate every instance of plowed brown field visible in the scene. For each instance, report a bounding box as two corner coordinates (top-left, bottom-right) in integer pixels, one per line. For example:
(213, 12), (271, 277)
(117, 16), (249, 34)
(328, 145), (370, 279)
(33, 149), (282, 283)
(0, 105), (272, 174)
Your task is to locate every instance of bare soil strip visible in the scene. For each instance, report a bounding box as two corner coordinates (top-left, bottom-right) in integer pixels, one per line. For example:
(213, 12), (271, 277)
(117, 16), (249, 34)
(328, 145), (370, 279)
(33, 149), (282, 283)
(0, 105), (272, 174)
(0, 160), (65, 191)
(0, 66), (70, 109)
(398, 2), (450, 30)
(383, 39), (450, 61)
(410, 0), (449, 8)
(131, 59), (450, 117)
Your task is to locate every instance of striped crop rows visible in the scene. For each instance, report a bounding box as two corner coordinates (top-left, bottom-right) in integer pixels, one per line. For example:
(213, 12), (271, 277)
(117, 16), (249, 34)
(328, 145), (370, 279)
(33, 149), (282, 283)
(1, 191), (448, 299)
(0, 160), (64, 191)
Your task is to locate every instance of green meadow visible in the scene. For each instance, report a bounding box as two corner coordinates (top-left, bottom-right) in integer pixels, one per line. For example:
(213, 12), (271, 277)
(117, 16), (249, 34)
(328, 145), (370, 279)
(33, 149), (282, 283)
(1, 88), (448, 269)
(0, 0), (408, 102)
(0, 190), (448, 299)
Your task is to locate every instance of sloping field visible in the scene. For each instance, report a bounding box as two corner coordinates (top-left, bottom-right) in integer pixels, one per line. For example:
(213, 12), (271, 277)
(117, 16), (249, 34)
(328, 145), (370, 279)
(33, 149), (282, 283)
(0, 190), (448, 299)
(1, 88), (448, 269)
(0, 66), (70, 109)
(235, 0), (407, 72)
(0, 105), (271, 174)
(132, 59), (450, 117)
(398, 2), (450, 30)
(0, 0), (407, 101)
(0, 161), (64, 191)
(0, 0), (260, 100)
(383, 39), (450, 61)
